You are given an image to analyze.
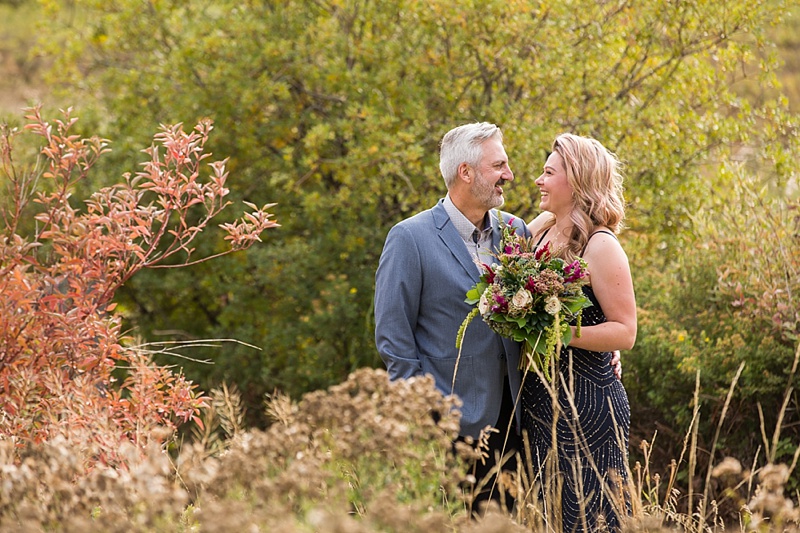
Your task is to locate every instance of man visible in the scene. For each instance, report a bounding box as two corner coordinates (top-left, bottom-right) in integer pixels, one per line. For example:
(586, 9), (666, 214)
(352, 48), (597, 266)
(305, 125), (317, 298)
(374, 122), (526, 513)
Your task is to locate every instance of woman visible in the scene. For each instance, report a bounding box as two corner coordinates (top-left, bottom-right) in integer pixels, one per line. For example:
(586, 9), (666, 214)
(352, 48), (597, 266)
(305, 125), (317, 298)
(521, 133), (636, 532)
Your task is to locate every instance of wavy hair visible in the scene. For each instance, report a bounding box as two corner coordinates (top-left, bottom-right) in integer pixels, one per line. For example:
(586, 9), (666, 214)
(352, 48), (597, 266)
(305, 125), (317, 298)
(539, 133), (626, 261)
(439, 122), (503, 188)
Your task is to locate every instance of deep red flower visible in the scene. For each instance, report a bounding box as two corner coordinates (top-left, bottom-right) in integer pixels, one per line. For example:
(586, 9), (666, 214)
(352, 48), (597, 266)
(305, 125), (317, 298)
(481, 264), (496, 284)
(535, 240), (551, 261)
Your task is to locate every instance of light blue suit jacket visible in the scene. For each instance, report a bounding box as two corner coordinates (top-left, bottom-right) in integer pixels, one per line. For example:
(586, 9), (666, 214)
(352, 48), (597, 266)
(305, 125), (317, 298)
(374, 199), (528, 438)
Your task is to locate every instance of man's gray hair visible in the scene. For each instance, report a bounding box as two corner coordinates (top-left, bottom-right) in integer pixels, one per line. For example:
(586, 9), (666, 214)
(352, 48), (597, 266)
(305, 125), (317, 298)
(439, 122), (503, 189)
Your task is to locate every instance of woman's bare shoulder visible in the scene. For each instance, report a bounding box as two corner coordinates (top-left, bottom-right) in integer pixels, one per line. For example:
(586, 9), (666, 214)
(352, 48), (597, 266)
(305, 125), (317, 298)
(527, 211), (555, 236)
(583, 229), (628, 271)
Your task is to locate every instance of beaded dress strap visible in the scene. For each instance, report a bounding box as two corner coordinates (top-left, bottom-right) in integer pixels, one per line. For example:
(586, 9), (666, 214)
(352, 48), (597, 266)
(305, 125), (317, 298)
(580, 229), (617, 255)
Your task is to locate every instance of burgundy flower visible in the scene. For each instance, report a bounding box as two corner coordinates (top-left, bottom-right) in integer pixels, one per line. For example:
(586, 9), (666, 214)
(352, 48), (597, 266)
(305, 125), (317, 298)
(505, 218), (517, 237)
(535, 240), (551, 261)
(481, 264), (496, 284)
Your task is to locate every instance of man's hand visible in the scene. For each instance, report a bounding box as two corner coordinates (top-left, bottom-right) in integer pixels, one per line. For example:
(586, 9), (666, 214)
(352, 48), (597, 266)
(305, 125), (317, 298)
(611, 351), (622, 380)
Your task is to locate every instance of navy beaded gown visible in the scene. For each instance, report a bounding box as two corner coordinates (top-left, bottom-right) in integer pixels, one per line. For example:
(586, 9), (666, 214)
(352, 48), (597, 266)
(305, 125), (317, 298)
(520, 284), (631, 532)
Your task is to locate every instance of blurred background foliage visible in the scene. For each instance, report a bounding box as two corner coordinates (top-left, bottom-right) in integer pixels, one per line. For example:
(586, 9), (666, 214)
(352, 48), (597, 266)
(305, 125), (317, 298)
(2, 0), (799, 485)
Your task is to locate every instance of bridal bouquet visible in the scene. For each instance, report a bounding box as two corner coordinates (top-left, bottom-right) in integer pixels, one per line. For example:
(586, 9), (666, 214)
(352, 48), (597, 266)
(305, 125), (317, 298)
(456, 217), (592, 381)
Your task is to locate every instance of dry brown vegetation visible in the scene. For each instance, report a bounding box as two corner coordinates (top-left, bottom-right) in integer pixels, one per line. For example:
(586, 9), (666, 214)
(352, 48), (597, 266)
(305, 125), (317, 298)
(1, 365), (799, 532)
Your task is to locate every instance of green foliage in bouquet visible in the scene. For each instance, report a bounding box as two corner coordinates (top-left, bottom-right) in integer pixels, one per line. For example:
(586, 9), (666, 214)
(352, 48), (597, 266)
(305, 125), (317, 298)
(457, 215), (592, 382)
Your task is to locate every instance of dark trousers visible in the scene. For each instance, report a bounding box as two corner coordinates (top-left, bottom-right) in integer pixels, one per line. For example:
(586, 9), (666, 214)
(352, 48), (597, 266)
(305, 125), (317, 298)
(461, 376), (520, 515)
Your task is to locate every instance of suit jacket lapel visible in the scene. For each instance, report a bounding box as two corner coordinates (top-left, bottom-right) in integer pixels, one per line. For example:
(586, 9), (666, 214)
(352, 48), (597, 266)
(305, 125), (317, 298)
(432, 200), (481, 282)
(490, 209), (503, 256)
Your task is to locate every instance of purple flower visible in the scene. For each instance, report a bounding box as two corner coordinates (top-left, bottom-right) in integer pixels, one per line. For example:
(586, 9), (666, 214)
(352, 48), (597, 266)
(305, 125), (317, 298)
(564, 260), (587, 283)
(491, 292), (508, 313)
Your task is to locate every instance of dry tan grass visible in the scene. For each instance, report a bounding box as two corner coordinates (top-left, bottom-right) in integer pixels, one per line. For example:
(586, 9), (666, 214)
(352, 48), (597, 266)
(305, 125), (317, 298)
(0, 364), (798, 532)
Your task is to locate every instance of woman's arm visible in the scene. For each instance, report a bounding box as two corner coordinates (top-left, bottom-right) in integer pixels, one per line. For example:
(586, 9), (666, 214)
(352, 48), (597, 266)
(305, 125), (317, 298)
(568, 232), (637, 352)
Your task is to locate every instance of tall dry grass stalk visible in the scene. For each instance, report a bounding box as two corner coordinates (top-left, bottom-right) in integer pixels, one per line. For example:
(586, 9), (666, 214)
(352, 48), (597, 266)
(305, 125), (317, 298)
(507, 353), (633, 533)
(629, 341), (800, 533)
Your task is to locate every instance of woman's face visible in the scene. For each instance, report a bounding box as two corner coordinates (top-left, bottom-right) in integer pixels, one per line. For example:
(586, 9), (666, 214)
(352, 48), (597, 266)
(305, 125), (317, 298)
(535, 151), (574, 216)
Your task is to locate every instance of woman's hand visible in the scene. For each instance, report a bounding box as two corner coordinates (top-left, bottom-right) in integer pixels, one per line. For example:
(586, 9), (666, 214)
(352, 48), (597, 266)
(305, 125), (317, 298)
(611, 350), (622, 380)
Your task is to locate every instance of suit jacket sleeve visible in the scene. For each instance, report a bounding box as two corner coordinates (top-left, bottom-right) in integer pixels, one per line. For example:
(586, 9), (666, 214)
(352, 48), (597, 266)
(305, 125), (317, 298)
(374, 223), (424, 380)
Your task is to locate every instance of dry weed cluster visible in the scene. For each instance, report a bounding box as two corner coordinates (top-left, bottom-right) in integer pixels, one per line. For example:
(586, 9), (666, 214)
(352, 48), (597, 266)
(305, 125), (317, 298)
(0, 368), (518, 532)
(182, 368), (473, 532)
(1, 367), (799, 532)
(0, 432), (187, 532)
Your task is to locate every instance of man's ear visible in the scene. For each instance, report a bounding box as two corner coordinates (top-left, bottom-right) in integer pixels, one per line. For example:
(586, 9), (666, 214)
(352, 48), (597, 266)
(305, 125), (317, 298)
(457, 162), (472, 184)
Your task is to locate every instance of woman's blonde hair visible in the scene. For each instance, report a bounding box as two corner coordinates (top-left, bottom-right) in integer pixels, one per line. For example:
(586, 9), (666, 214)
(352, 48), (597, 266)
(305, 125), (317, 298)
(539, 133), (626, 261)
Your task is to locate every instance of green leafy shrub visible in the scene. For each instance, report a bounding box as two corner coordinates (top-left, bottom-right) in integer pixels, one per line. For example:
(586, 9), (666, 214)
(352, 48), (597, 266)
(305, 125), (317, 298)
(628, 164), (799, 486)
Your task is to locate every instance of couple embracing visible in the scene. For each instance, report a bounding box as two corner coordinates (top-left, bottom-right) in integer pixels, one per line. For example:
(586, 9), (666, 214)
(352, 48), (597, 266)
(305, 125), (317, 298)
(374, 122), (637, 532)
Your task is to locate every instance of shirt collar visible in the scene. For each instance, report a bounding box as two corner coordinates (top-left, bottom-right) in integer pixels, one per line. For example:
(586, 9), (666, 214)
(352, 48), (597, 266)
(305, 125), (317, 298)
(443, 194), (492, 241)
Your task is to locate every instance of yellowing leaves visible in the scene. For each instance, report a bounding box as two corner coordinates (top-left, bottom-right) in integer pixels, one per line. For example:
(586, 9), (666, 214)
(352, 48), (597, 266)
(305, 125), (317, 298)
(303, 123), (335, 152)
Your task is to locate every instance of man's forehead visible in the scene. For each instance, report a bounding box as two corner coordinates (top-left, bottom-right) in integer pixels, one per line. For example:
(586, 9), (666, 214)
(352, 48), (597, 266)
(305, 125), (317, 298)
(480, 139), (508, 163)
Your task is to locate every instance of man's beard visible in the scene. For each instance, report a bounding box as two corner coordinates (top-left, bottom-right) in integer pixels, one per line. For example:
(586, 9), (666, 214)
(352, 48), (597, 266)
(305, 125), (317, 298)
(472, 169), (505, 209)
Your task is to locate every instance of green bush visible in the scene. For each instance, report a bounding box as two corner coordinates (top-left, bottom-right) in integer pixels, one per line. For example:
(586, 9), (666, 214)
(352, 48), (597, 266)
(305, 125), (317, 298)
(18, 0), (800, 498)
(628, 165), (799, 475)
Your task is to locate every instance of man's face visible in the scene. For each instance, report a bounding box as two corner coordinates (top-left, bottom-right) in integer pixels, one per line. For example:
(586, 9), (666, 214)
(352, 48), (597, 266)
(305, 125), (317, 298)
(470, 138), (514, 211)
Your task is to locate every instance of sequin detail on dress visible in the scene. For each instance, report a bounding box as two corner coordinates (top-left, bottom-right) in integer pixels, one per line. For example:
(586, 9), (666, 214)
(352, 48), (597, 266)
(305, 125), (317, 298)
(520, 285), (631, 532)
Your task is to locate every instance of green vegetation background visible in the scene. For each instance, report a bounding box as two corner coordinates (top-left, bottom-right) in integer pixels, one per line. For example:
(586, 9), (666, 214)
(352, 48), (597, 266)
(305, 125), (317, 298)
(2, 0), (799, 489)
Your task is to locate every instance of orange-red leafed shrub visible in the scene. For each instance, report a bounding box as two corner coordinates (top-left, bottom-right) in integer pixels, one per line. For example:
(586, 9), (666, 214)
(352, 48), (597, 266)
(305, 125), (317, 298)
(0, 106), (278, 465)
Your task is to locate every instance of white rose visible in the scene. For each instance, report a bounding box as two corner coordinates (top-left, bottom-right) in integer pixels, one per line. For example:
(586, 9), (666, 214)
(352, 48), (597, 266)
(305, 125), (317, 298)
(511, 288), (533, 311)
(479, 289), (491, 315)
(544, 295), (561, 315)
